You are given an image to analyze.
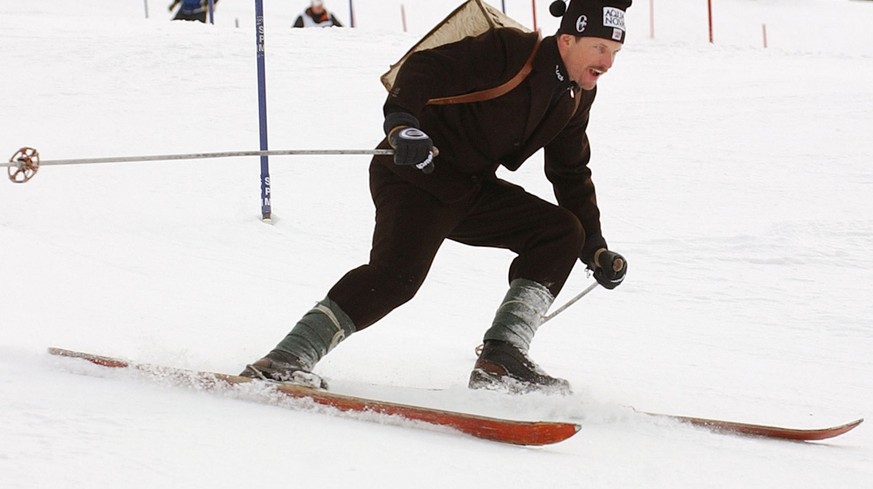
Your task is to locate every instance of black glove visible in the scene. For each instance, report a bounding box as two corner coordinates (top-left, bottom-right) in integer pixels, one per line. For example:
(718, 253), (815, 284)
(592, 248), (627, 290)
(384, 112), (435, 174)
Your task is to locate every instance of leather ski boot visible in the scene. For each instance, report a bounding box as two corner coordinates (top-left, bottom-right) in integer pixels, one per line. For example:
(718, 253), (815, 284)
(469, 340), (571, 394)
(240, 350), (328, 389)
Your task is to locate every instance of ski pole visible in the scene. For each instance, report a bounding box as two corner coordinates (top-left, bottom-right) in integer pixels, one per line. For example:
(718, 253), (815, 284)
(542, 253), (627, 323)
(542, 281), (599, 324)
(3, 146), (395, 184)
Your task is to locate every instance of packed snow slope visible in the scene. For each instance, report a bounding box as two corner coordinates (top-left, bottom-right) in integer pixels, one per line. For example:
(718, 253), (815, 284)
(1, 0), (872, 488)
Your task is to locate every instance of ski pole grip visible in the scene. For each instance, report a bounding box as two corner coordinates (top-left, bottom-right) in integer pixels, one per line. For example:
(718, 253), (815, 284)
(613, 257), (624, 273)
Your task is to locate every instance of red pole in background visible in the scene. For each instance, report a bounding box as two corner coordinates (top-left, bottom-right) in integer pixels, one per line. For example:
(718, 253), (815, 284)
(649, 0), (654, 39)
(531, 0), (538, 31)
(401, 4), (407, 32)
(707, 0), (714, 43)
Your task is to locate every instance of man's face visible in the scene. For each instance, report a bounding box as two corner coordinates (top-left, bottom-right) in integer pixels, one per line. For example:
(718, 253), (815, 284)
(558, 35), (623, 90)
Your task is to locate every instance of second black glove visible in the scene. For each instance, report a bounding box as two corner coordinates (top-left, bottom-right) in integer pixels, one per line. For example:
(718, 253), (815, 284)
(384, 112), (435, 174)
(388, 126), (435, 174)
(592, 248), (627, 290)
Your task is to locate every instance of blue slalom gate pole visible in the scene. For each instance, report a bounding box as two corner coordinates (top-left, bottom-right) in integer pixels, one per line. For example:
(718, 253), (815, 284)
(208, 0), (215, 24)
(348, 0), (356, 27)
(255, 0), (272, 221)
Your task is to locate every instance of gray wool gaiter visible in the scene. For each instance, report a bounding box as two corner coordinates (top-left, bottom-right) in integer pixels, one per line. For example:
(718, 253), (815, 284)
(482, 279), (555, 352)
(273, 297), (356, 370)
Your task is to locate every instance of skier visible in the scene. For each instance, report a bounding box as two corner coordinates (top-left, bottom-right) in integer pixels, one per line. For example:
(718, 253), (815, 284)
(168, 0), (218, 23)
(293, 0), (343, 28)
(242, 0), (631, 394)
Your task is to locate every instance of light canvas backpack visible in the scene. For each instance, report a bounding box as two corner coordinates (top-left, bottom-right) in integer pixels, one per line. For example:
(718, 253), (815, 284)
(380, 0), (541, 105)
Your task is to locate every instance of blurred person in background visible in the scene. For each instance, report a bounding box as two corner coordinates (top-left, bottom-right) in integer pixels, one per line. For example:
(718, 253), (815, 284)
(293, 0), (343, 28)
(169, 0), (218, 23)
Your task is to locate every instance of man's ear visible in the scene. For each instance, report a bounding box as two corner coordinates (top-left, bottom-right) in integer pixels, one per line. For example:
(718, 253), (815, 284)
(556, 34), (575, 55)
(557, 34), (577, 49)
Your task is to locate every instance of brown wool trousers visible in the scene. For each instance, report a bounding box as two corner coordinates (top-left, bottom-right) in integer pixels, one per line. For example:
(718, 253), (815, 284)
(327, 161), (586, 331)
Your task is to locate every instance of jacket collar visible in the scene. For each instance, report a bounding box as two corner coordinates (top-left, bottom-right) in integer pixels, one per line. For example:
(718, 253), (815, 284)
(536, 36), (578, 94)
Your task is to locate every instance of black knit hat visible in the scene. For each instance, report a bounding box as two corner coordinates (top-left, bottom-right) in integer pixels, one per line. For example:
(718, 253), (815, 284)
(550, 0), (632, 43)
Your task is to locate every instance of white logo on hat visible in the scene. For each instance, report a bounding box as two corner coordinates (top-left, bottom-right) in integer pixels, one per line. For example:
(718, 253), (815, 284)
(575, 15), (587, 33)
(603, 7), (626, 31)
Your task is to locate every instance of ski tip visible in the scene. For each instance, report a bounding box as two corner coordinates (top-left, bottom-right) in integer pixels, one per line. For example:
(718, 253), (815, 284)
(47, 347), (131, 368)
(828, 418), (864, 432)
(806, 417), (864, 441)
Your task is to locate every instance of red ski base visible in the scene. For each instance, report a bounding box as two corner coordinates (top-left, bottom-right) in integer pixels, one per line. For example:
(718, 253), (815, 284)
(47, 347), (579, 446)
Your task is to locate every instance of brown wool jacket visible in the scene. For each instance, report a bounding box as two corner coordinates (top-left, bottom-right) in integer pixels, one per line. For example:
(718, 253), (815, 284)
(380, 28), (607, 263)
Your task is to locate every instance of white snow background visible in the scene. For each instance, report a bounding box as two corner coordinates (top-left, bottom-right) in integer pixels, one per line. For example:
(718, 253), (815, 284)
(1, 0), (872, 487)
